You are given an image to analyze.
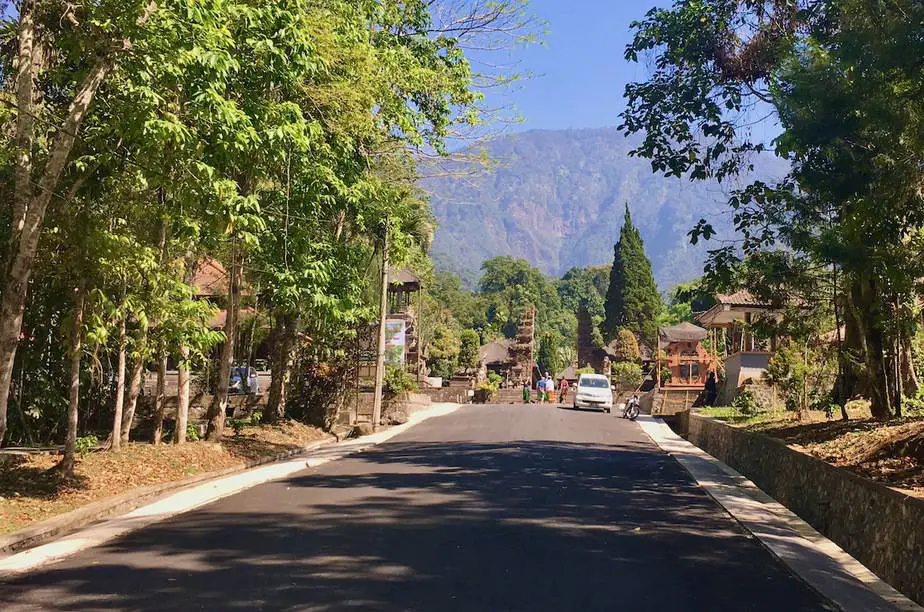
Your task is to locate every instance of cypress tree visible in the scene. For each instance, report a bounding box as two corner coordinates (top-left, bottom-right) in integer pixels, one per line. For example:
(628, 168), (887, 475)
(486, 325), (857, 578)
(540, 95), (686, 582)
(602, 205), (663, 345)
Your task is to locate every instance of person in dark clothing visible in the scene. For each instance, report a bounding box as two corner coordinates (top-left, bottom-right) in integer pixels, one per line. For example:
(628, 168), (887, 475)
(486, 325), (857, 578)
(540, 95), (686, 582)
(705, 371), (718, 406)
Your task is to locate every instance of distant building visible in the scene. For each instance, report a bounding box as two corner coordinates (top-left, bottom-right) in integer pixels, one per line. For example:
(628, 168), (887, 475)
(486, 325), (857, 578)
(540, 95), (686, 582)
(696, 291), (786, 405)
(656, 322), (715, 389)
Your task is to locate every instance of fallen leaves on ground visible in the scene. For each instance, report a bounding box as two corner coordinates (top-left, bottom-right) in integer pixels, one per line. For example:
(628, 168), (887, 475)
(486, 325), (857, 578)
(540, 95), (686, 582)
(0, 421), (331, 536)
(752, 416), (924, 496)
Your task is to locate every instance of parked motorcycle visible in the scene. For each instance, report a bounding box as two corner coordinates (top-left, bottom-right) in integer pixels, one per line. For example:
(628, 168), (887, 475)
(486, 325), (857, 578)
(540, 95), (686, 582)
(622, 395), (640, 421)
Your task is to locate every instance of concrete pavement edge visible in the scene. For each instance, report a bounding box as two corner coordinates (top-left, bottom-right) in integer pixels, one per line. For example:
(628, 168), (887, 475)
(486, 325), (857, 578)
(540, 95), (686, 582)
(636, 415), (922, 612)
(0, 402), (462, 578)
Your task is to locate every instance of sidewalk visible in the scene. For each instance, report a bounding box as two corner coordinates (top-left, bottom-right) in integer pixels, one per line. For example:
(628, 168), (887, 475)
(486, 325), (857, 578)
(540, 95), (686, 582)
(637, 415), (921, 612)
(0, 403), (461, 578)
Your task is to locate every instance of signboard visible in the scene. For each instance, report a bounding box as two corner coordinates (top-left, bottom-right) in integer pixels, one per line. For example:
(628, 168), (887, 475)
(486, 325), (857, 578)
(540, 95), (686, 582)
(384, 319), (406, 367)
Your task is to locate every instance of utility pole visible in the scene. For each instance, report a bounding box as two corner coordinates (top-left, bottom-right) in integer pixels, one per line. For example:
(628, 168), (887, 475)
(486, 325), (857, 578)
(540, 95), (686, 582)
(371, 223), (389, 431)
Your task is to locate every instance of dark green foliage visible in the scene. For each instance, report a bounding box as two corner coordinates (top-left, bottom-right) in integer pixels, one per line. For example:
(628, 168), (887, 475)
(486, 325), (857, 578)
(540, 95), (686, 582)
(611, 362), (643, 391)
(622, 0), (924, 419)
(75, 435), (98, 456)
(458, 329), (481, 372)
(558, 266), (610, 319)
(732, 390), (759, 416)
(537, 331), (564, 376)
(384, 365), (418, 397)
(479, 256), (573, 341)
(427, 324), (460, 379)
(603, 207), (663, 345)
(612, 329), (641, 363)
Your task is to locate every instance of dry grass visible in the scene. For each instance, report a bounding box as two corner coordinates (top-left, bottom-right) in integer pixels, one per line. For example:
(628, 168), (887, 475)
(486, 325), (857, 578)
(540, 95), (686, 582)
(750, 416), (924, 496)
(0, 421), (331, 536)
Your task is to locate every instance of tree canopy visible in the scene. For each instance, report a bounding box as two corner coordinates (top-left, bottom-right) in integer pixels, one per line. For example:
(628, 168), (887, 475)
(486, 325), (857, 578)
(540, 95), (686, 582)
(622, 0), (924, 419)
(602, 206), (662, 345)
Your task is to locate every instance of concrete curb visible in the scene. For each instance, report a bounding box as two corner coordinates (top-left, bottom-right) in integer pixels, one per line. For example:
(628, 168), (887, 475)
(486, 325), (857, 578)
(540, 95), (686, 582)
(637, 415), (922, 612)
(0, 402), (462, 578)
(0, 437), (334, 556)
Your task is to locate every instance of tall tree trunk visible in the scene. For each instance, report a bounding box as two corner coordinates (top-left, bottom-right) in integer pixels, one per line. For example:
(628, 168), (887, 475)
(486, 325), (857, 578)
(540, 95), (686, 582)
(847, 273), (894, 420)
(264, 313), (295, 424)
(175, 347), (190, 444)
(60, 282), (86, 476)
(150, 216), (169, 445)
(832, 267), (850, 421)
(121, 350), (144, 443)
(109, 315), (128, 451)
(205, 254), (242, 441)
(900, 321), (919, 400)
(0, 52), (114, 446)
(151, 355), (167, 445)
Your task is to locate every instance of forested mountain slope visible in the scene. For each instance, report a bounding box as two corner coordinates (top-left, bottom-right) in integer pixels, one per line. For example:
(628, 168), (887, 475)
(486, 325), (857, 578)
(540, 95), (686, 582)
(425, 127), (787, 288)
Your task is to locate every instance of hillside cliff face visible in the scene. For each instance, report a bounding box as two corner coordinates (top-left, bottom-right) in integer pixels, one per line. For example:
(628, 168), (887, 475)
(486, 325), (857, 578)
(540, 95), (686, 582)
(425, 127), (786, 289)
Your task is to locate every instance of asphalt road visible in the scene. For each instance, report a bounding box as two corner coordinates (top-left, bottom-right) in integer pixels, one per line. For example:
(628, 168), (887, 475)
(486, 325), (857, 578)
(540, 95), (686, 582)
(1, 404), (834, 611)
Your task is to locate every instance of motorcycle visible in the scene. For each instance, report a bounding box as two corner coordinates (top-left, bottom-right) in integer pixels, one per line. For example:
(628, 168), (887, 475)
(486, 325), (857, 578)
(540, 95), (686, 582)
(622, 395), (640, 421)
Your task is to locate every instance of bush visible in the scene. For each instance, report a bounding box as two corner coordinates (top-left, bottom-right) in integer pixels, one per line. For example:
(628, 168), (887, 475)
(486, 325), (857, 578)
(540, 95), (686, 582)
(576, 366), (595, 376)
(732, 389), (759, 415)
(228, 419), (246, 437)
(659, 366), (672, 386)
(612, 329), (641, 363)
(458, 329), (481, 372)
(903, 392), (924, 416)
(384, 364), (418, 396)
(250, 410), (263, 425)
(186, 423), (200, 442)
(611, 361), (643, 390)
(75, 435), (98, 456)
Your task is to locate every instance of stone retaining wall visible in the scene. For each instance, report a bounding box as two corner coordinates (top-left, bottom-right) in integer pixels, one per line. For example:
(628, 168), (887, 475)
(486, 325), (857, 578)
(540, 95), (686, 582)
(681, 412), (924, 605)
(420, 387), (471, 404)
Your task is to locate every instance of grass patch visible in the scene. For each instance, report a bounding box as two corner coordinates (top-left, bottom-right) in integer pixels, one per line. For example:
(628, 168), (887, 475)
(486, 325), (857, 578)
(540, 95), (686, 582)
(696, 406), (789, 427)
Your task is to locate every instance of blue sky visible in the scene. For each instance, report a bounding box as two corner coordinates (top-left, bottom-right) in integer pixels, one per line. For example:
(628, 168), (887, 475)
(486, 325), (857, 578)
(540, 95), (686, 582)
(492, 0), (659, 132)
(482, 0), (781, 145)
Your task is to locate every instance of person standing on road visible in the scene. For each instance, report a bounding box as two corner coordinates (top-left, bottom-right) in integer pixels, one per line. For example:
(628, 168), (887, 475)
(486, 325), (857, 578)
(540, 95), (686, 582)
(559, 377), (569, 404)
(544, 372), (554, 404)
(522, 380), (532, 404)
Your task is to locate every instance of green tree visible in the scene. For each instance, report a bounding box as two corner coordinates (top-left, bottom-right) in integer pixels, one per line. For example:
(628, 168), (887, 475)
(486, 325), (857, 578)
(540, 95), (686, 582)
(480, 256), (570, 340)
(558, 266), (610, 319)
(427, 324), (460, 379)
(603, 206), (663, 345)
(622, 0), (924, 419)
(611, 362), (644, 392)
(458, 329), (481, 373)
(611, 329), (641, 363)
(537, 331), (564, 377)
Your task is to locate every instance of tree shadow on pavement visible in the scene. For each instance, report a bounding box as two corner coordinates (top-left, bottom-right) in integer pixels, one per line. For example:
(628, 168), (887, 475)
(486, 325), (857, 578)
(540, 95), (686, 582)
(1, 438), (833, 612)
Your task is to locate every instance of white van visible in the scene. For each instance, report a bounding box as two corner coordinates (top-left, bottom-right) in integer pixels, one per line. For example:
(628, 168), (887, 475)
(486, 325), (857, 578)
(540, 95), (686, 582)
(573, 373), (614, 412)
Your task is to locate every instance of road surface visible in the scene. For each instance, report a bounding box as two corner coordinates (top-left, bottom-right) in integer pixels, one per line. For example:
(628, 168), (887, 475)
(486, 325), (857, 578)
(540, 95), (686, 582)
(1, 404), (833, 611)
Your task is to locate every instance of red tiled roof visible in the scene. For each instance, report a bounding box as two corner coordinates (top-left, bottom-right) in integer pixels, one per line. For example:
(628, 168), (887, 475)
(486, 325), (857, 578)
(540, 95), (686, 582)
(191, 258), (228, 298)
(715, 290), (769, 307)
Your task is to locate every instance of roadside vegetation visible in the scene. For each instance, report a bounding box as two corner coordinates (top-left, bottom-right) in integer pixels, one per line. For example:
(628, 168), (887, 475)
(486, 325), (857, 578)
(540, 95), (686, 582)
(620, 0), (924, 485)
(0, 1), (538, 481)
(0, 420), (329, 535)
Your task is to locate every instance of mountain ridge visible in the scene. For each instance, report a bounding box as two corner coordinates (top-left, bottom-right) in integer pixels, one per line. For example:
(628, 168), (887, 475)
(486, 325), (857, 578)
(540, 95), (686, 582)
(424, 126), (787, 290)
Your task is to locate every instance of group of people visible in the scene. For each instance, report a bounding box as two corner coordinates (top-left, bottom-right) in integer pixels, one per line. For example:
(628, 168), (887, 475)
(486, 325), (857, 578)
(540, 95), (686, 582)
(522, 373), (569, 405)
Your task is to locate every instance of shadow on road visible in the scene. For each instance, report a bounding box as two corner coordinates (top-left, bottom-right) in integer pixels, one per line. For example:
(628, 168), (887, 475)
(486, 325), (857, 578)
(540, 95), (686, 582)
(1, 436), (831, 611)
